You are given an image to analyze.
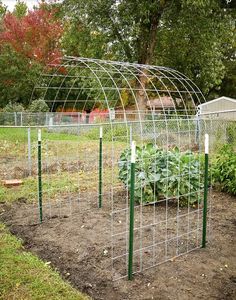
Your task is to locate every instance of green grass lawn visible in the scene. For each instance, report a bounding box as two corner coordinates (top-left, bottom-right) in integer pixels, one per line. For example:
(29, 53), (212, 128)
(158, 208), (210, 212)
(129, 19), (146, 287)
(0, 126), (125, 206)
(0, 127), (127, 159)
(0, 173), (77, 204)
(0, 223), (89, 300)
(0, 125), (130, 143)
(0, 168), (118, 204)
(0, 127), (80, 143)
(0, 129), (96, 300)
(0, 127), (124, 299)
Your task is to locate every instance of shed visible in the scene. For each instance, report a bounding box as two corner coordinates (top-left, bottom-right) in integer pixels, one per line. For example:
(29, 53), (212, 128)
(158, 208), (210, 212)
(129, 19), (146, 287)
(198, 96), (236, 120)
(146, 96), (183, 113)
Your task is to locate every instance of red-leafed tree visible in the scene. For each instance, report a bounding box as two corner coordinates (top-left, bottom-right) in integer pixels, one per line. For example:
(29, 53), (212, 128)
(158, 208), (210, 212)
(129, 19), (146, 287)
(0, 4), (63, 65)
(0, 2), (64, 108)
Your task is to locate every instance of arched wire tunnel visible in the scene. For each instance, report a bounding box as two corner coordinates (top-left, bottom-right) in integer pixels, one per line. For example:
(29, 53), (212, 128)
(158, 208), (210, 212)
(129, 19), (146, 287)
(31, 57), (209, 280)
(32, 56), (205, 113)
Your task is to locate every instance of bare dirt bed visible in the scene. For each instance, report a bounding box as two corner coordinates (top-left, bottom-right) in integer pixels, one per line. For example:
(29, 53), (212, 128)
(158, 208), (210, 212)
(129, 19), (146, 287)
(0, 190), (236, 300)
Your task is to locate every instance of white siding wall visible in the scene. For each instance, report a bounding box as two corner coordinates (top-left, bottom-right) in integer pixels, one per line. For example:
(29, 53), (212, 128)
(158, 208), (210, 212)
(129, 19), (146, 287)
(199, 98), (236, 120)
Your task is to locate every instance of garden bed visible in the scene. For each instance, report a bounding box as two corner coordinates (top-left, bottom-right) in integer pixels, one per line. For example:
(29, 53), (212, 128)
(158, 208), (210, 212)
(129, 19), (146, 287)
(0, 190), (235, 300)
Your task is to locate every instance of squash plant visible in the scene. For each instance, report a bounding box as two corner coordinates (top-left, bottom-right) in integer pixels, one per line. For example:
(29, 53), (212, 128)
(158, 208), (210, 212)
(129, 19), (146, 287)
(118, 143), (203, 206)
(211, 144), (236, 195)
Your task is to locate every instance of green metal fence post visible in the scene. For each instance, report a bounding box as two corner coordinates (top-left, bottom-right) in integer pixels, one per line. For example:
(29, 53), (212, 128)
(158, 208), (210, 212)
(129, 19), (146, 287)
(38, 129), (43, 223)
(128, 141), (136, 280)
(28, 127), (32, 176)
(202, 133), (209, 248)
(99, 126), (103, 208)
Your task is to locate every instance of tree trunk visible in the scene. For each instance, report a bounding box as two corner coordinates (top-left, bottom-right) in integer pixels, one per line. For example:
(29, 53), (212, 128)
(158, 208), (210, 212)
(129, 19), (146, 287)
(135, 9), (163, 118)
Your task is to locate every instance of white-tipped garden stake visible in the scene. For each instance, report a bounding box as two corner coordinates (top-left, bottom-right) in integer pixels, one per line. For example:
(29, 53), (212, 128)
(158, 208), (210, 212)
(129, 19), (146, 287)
(205, 134), (209, 154)
(131, 141), (136, 163)
(38, 129), (42, 142)
(100, 126), (103, 139)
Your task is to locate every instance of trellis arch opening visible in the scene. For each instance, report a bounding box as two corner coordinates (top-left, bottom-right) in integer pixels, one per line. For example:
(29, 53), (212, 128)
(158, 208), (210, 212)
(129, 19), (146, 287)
(28, 57), (210, 281)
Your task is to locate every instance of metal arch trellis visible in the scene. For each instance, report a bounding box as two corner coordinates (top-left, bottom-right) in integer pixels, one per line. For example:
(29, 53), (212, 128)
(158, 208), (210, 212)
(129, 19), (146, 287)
(28, 56), (211, 281)
(32, 56), (206, 115)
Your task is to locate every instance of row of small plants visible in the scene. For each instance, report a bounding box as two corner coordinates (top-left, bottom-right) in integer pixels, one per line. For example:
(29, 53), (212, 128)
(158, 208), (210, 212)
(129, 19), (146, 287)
(118, 143), (203, 206)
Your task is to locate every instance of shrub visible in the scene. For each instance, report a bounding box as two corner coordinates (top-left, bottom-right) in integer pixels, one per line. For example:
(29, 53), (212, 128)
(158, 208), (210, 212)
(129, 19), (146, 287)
(211, 144), (236, 195)
(3, 103), (25, 112)
(118, 143), (203, 206)
(28, 99), (49, 112)
(226, 122), (236, 145)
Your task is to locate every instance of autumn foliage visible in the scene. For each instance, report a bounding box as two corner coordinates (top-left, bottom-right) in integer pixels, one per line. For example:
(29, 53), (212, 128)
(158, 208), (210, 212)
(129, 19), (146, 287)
(0, 6), (63, 65)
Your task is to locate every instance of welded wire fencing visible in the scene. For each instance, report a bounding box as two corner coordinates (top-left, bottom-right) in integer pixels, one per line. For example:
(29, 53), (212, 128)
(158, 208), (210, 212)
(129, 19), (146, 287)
(0, 111), (234, 280)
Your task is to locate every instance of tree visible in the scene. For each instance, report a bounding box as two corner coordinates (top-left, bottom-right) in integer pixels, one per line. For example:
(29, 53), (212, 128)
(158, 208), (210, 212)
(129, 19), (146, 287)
(0, 1), (7, 30)
(13, 1), (28, 18)
(0, 2), (64, 109)
(61, 21), (109, 58)
(0, 3), (63, 64)
(155, 1), (234, 97)
(63, 0), (170, 64)
(62, 0), (171, 112)
(217, 2), (236, 98)
(0, 45), (42, 108)
(63, 0), (235, 105)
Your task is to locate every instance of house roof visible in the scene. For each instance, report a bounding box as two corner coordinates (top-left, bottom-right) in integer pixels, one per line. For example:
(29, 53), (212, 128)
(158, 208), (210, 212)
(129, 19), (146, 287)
(147, 96), (175, 109)
(198, 96), (236, 108)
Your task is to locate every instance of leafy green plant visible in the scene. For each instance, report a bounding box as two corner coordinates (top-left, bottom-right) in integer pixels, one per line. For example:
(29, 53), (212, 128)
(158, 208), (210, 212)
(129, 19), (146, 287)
(3, 103), (24, 112)
(226, 122), (236, 145)
(118, 143), (203, 206)
(211, 144), (236, 195)
(0, 104), (25, 125)
(28, 99), (49, 112)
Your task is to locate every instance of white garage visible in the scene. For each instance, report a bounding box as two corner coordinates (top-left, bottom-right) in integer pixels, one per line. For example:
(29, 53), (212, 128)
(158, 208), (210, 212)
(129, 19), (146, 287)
(198, 96), (236, 120)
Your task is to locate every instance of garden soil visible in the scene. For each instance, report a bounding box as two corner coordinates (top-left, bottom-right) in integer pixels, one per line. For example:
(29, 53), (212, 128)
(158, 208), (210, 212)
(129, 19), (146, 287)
(0, 190), (235, 300)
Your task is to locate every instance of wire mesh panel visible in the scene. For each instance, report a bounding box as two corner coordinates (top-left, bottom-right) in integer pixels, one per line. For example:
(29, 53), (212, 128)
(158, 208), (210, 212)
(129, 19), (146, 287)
(111, 117), (208, 280)
(0, 118), (212, 281)
(0, 57), (219, 281)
